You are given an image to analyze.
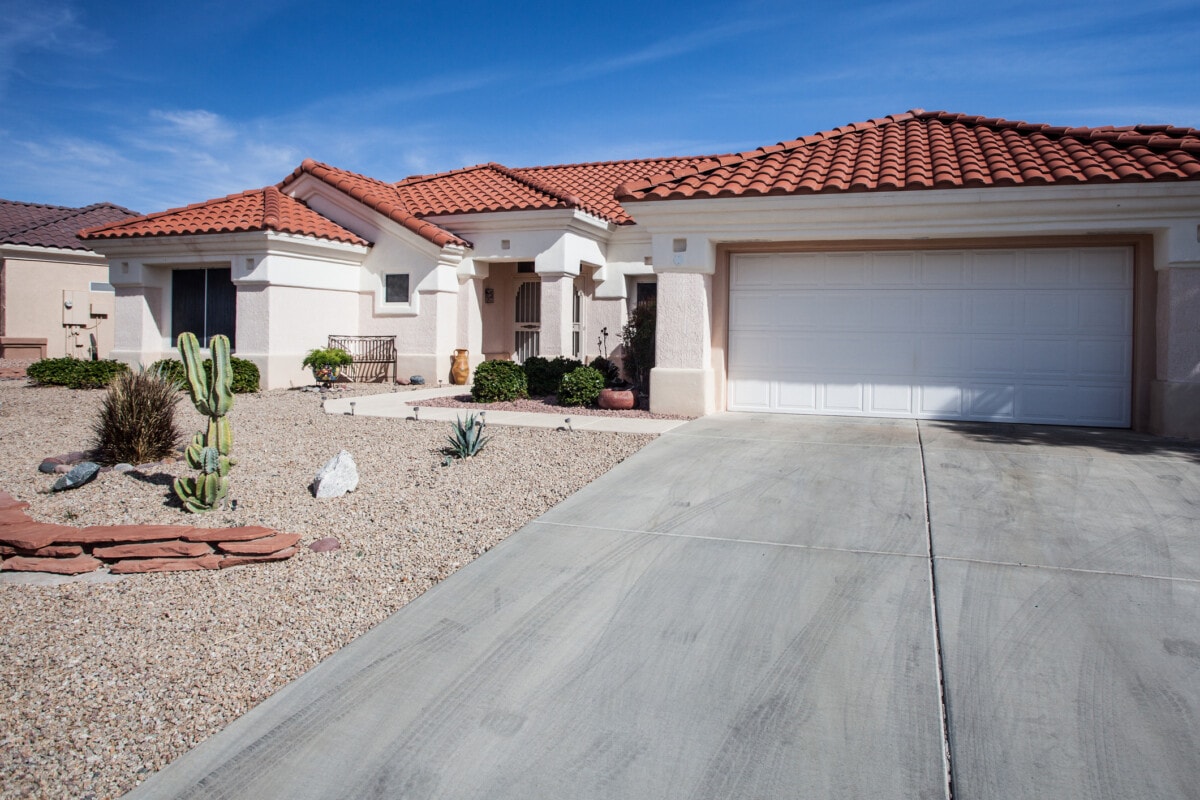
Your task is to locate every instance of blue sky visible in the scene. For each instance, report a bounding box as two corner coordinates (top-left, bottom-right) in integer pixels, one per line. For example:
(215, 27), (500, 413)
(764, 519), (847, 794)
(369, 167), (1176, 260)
(2, 0), (1198, 214)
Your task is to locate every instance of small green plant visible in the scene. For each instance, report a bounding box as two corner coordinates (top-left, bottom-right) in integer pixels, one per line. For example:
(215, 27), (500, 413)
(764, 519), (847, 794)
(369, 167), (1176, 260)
(471, 360), (528, 402)
(173, 332), (236, 513)
(27, 357), (129, 389)
(558, 365), (605, 406)
(445, 414), (491, 459)
(91, 368), (183, 465)
(523, 355), (583, 396)
(621, 300), (656, 389)
(301, 347), (353, 369)
(149, 357), (260, 393)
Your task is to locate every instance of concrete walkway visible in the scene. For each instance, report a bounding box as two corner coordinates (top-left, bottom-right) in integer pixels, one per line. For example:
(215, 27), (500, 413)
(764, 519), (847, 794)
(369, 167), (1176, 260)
(123, 413), (1200, 800)
(322, 386), (689, 434)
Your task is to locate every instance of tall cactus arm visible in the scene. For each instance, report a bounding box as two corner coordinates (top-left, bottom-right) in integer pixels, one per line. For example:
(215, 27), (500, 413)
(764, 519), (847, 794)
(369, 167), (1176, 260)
(177, 332), (213, 416)
(208, 334), (235, 416)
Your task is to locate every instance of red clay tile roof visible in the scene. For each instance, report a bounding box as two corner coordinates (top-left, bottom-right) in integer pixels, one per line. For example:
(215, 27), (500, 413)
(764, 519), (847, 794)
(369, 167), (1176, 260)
(79, 186), (368, 246)
(396, 156), (717, 225)
(281, 160), (468, 247)
(1, 199), (139, 250)
(615, 110), (1200, 202)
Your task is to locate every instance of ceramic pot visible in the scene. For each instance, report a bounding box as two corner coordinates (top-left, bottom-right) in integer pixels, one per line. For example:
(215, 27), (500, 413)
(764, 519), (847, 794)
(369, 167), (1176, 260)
(598, 388), (635, 410)
(450, 349), (470, 385)
(312, 364), (342, 384)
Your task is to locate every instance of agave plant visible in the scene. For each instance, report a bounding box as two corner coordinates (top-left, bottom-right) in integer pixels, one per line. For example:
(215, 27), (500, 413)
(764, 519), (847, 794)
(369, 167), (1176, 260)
(445, 413), (490, 459)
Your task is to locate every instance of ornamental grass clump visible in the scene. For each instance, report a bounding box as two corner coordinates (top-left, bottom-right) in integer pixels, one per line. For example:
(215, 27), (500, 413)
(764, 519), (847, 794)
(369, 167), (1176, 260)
(91, 368), (183, 465)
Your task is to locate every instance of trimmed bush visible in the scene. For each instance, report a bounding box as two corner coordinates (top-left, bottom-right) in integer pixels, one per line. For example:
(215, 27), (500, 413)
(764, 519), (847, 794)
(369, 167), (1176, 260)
(523, 355), (583, 396)
(27, 357), (129, 389)
(471, 360), (528, 403)
(558, 366), (605, 407)
(149, 356), (260, 393)
(621, 301), (656, 389)
(91, 369), (183, 465)
(588, 356), (621, 388)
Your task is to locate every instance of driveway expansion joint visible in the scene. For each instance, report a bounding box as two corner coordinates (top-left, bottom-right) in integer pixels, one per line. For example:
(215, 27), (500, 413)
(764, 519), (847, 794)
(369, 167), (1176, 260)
(931, 554), (1200, 585)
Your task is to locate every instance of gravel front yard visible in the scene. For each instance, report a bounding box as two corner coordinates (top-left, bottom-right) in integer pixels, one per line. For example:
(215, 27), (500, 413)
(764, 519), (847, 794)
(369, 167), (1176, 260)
(0, 380), (655, 800)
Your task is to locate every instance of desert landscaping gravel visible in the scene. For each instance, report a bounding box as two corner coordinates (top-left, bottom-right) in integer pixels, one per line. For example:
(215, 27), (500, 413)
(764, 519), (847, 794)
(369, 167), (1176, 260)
(0, 378), (655, 799)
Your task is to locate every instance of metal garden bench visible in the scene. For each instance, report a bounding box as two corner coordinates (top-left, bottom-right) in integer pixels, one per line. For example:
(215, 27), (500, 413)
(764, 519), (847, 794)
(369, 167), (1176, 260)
(327, 335), (397, 383)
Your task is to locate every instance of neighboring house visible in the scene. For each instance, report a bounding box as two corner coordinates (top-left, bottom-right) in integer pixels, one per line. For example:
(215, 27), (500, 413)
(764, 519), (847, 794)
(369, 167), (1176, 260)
(0, 199), (138, 360)
(81, 110), (1200, 437)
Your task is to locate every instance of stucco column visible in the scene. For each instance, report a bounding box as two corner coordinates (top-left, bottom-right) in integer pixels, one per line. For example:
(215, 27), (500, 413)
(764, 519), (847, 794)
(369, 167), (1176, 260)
(650, 271), (715, 417)
(1151, 266), (1200, 437)
(537, 273), (574, 358)
(112, 286), (165, 368)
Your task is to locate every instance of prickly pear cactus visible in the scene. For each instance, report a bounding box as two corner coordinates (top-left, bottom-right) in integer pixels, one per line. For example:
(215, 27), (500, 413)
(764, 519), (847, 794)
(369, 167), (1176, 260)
(173, 332), (237, 513)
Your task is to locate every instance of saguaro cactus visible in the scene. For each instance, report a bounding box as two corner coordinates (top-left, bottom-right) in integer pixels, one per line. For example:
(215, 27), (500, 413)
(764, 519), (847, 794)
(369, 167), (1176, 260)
(173, 332), (236, 513)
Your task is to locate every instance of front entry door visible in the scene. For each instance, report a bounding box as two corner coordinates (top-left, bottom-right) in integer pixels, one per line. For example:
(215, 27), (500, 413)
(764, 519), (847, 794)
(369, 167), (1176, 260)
(514, 278), (541, 363)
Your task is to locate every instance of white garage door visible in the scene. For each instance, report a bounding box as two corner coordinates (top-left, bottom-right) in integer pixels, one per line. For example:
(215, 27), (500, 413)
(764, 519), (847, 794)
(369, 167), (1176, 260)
(728, 247), (1133, 426)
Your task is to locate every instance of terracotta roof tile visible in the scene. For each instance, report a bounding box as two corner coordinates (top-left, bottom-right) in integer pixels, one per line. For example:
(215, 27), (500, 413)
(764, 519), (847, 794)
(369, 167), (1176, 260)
(281, 160), (468, 248)
(1, 199), (139, 250)
(616, 109), (1200, 202)
(79, 186), (368, 246)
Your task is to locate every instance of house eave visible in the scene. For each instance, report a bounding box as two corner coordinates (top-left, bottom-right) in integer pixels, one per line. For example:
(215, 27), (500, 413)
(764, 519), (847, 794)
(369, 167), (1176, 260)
(0, 243), (108, 264)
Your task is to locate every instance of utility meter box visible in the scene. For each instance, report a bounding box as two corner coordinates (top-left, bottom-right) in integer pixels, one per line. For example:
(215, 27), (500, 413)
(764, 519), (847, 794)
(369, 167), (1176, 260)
(62, 290), (90, 326)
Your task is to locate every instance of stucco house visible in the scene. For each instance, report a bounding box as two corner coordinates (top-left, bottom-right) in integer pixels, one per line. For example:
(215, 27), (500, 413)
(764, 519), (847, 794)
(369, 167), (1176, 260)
(80, 110), (1200, 437)
(0, 199), (137, 360)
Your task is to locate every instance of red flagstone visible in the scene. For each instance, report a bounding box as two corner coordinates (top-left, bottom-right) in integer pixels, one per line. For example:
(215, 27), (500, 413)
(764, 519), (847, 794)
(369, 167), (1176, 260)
(219, 547), (297, 569)
(183, 525), (278, 543)
(0, 544), (84, 557)
(93, 540), (214, 559)
(0, 521), (81, 551)
(1, 554), (102, 574)
(63, 525), (199, 545)
(108, 554), (222, 574)
(218, 532), (301, 555)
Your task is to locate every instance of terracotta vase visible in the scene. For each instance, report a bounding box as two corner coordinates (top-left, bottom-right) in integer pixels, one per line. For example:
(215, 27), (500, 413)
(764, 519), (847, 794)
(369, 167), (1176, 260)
(598, 388), (635, 410)
(450, 349), (470, 385)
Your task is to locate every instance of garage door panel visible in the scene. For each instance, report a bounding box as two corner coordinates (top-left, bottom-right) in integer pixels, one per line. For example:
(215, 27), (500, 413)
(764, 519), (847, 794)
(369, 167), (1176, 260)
(729, 247), (1132, 427)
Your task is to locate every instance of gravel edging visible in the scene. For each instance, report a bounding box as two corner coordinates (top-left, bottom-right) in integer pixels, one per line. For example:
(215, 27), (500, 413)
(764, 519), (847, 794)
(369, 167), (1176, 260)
(0, 382), (655, 799)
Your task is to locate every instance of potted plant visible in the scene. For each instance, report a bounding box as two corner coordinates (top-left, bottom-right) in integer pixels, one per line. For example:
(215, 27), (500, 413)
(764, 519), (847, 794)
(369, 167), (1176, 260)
(302, 347), (353, 386)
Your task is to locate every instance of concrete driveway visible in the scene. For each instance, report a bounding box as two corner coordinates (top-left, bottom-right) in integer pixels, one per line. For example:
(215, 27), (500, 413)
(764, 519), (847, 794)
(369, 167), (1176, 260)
(124, 414), (1200, 800)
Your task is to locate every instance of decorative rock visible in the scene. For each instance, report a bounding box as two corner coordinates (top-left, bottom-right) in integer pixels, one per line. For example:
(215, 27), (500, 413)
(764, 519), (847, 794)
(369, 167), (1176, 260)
(1, 554), (102, 575)
(409, 375), (425, 385)
(65, 525), (197, 545)
(53, 464), (74, 474)
(183, 525), (278, 543)
(218, 547), (297, 569)
(0, 507), (32, 526)
(218, 532), (301, 555)
(112, 463), (134, 473)
(311, 450), (358, 498)
(108, 554), (222, 574)
(37, 460), (58, 474)
(51, 461), (101, 492)
(0, 544), (84, 557)
(93, 540), (214, 559)
(308, 537), (341, 553)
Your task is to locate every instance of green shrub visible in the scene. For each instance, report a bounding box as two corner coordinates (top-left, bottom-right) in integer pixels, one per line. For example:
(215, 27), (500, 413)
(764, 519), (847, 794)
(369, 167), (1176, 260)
(471, 360), (528, 402)
(27, 357), (129, 389)
(588, 356), (621, 388)
(91, 369), (183, 465)
(622, 301), (656, 388)
(149, 357), (260, 393)
(445, 414), (491, 459)
(523, 355), (583, 396)
(558, 366), (605, 407)
(301, 347), (353, 368)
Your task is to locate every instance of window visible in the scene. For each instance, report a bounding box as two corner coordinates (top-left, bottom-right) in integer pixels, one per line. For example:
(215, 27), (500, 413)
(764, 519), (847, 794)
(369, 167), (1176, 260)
(171, 268), (235, 349)
(384, 273), (410, 304)
(636, 281), (657, 306)
(89, 281), (115, 293)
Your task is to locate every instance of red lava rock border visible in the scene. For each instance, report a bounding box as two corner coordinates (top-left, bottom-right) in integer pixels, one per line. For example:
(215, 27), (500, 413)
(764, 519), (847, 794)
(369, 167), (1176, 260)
(0, 490), (300, 575)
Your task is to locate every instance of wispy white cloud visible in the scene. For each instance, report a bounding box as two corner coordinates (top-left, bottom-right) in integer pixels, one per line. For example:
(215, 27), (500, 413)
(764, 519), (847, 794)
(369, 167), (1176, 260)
(0, 1), (107, 95)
